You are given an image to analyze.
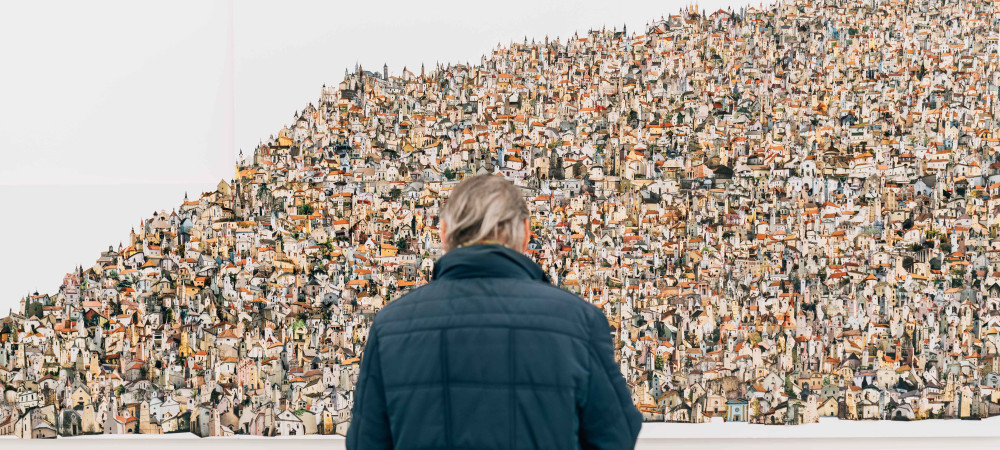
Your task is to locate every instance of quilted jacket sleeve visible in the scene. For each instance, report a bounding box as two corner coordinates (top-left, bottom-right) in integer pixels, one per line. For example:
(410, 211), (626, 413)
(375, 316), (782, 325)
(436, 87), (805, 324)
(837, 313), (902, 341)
(346, 326), (393, 450)
(578, 309), (643, 450)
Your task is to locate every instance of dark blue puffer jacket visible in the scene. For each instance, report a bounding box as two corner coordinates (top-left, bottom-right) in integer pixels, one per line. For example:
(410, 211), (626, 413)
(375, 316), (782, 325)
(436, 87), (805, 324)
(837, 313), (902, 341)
(346, 243), (642, 449)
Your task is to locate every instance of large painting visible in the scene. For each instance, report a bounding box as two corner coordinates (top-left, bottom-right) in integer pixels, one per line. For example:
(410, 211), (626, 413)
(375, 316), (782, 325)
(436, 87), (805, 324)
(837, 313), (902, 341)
(1, 0), (999, 438)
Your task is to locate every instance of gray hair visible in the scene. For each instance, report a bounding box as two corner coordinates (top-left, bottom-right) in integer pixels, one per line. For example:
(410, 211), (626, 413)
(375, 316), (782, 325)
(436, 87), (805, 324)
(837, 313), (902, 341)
(441, 175), (530, 252)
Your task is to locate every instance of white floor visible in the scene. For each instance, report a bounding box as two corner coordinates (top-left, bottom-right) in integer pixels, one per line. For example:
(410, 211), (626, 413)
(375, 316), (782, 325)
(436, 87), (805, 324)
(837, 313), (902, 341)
(4, 417), (999, 449)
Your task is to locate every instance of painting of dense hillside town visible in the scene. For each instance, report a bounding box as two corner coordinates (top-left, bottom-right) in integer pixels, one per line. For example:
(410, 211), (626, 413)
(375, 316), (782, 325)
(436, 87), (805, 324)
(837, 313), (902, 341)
(3, 0), (1000, 437)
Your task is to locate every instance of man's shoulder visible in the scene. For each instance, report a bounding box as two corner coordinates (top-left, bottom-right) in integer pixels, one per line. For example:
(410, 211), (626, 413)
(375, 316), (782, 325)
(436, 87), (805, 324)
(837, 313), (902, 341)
(373, 280), (440, 318)
(373, 278), (601, 327)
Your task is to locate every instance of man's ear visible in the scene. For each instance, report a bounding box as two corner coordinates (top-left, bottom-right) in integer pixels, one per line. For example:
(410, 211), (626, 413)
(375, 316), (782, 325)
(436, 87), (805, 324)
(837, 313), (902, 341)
(521, 218), (530, 253)
(440, 220), (448, 249)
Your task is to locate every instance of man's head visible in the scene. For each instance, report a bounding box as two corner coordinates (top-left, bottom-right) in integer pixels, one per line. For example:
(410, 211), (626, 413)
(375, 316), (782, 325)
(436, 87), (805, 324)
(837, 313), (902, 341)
(440, 175), (530, 253)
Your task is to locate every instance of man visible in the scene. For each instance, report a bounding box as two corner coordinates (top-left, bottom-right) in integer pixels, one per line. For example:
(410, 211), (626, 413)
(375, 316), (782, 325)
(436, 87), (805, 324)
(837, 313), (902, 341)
(347, 175), (642, 449)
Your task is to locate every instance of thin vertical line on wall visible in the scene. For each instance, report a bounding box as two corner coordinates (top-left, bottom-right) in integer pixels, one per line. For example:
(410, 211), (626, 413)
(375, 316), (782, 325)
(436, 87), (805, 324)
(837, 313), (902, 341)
(226, 0), (236, 169)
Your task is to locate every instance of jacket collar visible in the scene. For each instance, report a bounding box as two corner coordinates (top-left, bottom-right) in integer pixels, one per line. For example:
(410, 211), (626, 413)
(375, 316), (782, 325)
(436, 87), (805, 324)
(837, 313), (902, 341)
(432, 244), (550, 283)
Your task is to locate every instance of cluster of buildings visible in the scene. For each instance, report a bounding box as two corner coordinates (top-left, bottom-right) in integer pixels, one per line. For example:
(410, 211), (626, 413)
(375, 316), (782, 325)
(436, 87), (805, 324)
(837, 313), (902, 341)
(3, 0), (1000, 437)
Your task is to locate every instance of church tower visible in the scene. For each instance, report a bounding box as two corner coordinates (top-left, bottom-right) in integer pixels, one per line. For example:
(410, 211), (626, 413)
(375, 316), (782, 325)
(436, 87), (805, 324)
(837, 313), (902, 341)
(179, 330), (192, 357)
(139, 400), (150, 433)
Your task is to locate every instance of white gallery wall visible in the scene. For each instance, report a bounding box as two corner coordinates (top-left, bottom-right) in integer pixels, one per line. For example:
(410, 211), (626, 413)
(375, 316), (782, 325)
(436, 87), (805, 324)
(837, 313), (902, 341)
(0, 0), (235, 314)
